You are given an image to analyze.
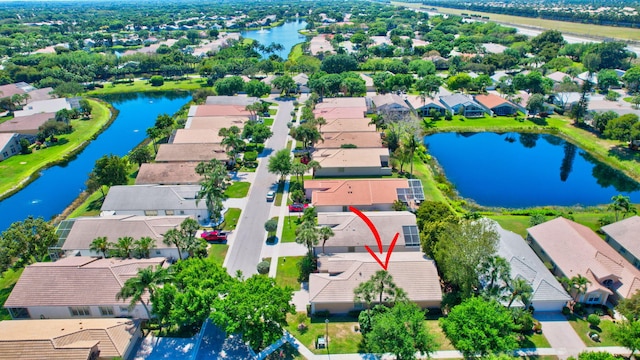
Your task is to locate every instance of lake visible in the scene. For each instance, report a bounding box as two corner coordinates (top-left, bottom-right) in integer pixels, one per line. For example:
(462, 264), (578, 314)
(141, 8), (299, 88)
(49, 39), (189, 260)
(241, 20), (307, 58)
(0, 92), (190, 231)
(424, 132), (640, 207)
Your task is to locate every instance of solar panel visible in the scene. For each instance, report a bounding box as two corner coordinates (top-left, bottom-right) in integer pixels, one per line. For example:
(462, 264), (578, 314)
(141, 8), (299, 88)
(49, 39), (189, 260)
(402, 225), (420, 247)
(55, 219), (76, 246)
(396, 188), (410, 202)
(408, 179), (425, 201)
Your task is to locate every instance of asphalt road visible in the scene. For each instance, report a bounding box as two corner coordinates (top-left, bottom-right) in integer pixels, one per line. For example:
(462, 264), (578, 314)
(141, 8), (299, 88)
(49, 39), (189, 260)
(224, 99), (293, 277)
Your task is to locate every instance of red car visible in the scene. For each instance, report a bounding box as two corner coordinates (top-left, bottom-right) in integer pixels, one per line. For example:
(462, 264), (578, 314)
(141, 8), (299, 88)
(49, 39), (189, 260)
(200, 230), (228, 243)
(288, 203), (309, 212)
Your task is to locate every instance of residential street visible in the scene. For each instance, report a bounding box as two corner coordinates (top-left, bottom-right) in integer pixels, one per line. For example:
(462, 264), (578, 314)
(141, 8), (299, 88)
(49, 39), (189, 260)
(223, 99), (294, 277)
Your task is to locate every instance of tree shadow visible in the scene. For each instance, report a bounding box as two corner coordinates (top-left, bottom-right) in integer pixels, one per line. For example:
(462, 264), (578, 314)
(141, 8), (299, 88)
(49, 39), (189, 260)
(46, 138), (70, 147)
(608, 144), (640, 162)
(86, 196), (105, 212)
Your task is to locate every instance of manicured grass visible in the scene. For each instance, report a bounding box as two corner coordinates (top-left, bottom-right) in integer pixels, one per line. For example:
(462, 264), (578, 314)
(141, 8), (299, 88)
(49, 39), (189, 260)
(224, 181), (250, 198)
(566, 315), (621, 347)
(282, 216), (301, 243)
(490, 215), (531, 238)
(426, 320), (455, 350)
(286, 140), (293, 151)
(222, 208), (241, 231)
(67, 190), (105, 218)
(263, 118), (274, 127)
(413, 159), (448, 203)
(0, 99), (111, 198)
(268, 108), (277, 116)
(275, 256), (302, 289)
(86, 78), (207, 95)
(286, 314), (363, 355)
(519, 332), (552, 349)
(289, 43), (304, 61)
(394, 1), (640, 41)
(0, 268), (24, 320)
(208, 244), (229, 266)
(275, 181), (286, 206)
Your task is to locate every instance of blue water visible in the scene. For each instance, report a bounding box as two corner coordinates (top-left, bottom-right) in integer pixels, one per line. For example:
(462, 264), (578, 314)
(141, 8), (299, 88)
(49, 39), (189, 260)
(424, 132), (640, 207)
(0, 92), (190, 231)
(241, 20), (307, 58)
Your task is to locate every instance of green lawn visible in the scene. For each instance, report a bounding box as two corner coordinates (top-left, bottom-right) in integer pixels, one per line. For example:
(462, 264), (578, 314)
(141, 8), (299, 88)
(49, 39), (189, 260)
(567, 315), (621, 347)
(489, 215), (532, 238)
(286, 314), (363, 355)
(426, 320), (455, 350)
(67, 190), (105, 218)
(289, 43), (304, 61)
(0, 268), (24, 320)
(208, 244), (229, 266)
(275, 181), (286, 206)
(275, 256), (302, 289)
(282, 216), (301, 243)
(0, 99), (111, 198)
(519, 332), (552, 349)
(86, 78), (207, 95)
(263, 118), (274, 127)
(224, 181), (250, 198)
(222, 208), (241, 231)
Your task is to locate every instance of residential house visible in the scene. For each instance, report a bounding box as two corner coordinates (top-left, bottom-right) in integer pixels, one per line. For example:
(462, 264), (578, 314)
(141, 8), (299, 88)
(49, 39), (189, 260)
(309, 35), (334, 55)
(4, 256), (167, 320)
(602, 216), (640, 270)
(190, 104), (254, 119)
(320, 118), (377, 133)
(482, 43), (507, 54)
(101, 185), (208, 220)
(439, 94), (488, 118)
(0, 112), (56, 135)
(316, 211), (420, 254)
(155, 143), (228, 163)
(0, 133), (21, 161)
(527, 217), (640, 305)
(312, 148), (391, 177)
(136, 162), (202, 185)
(13, 98), (72, 117)
(406, 95), (446, 116)
(474, 93), (525, 116)
(293, 73), (310, 94)
(171, 129), (224, 144)
(546, 71), (572, 84)
(0, 318), (141, 360)
(205, 96), (259, 107)
(370, 93), (411, 119)
(184, 116), (247, 132)
(493, 221), (571, 311)
(315, 97), (368, 109)
(304, 178), (412, 212)
(315, 131), (382, 149)
(309, 252), (442, 314)
(61, 215), (190, 259)
(313, 107), (367, 120)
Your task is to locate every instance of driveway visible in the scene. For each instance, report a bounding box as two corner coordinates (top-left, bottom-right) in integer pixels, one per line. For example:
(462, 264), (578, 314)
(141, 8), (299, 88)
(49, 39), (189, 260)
(223, 100), (294, 277)
(535, 312), (585, 359)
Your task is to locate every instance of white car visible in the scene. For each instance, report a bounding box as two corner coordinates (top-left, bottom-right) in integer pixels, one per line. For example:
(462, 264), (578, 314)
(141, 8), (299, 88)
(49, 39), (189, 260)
(266, 191), (275, 202)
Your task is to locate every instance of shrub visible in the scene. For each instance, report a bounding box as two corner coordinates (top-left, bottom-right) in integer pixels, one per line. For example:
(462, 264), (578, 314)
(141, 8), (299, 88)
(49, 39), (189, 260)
(587, 314), (601, 328)
(297, 255), (315, 282)
(605, 90), (620, 101)
(244, 151), (258, 162)
(562, 306), (571, 316)
(340, 143), (357, 148)
(150, 75), (164, 86)
(314, 310), (331, 318)
(257, 260), (270, 274)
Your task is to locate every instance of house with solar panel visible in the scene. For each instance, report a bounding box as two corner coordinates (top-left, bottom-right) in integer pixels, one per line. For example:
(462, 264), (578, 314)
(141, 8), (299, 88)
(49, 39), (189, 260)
(315, 211), (421, 255)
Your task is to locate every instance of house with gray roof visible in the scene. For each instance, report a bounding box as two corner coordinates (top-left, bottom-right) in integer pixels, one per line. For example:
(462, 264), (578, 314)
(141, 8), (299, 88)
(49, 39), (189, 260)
(602, 216), (640, 270)
(61, 215), (190, 259)
(492, 220), (571, 312)
(370, 93), (411, 119)
(0, 112), (56, 135)
(155, 143), (228, 163)
(204, 95), (259, 106)
(0, 133), (21, 161)
(4, 256), (166, 320)
(13, 98), (71, 117)
(101, 185), (208, 221)
(439, 94), (488, 118)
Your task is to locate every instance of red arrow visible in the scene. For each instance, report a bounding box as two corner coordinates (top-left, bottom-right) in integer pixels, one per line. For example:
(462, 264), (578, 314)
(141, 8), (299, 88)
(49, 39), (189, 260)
(349, 206), (398, 271)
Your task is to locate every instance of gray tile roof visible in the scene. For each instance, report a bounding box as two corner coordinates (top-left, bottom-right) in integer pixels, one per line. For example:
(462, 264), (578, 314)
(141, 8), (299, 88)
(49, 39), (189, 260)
(492, 220), (571, 304)
(204, 96), (259, 106)
(317, 211), (417, 248)
(601, 216), (640, 260)
(101, 185), (207, 213)
(439, 93), (477, 108)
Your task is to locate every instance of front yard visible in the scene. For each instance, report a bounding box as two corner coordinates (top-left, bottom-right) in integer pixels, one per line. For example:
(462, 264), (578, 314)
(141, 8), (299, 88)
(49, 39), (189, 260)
(566, 314), (621, 347)
(275, 256), (302, 289)
(281, 216), (301, 243)
(224, 181), (250, 198)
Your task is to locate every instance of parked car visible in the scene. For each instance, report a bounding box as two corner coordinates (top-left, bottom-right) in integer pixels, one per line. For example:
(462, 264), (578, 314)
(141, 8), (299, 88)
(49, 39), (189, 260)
(288, 203), (309, 212)
(200, 230), (228, 243)
(266, 191), (276, 202)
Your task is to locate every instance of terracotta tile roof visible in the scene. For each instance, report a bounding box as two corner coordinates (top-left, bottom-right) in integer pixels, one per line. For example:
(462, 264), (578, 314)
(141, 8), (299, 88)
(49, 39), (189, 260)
(60, 215), (189, 252)
(136, 162), (202, 185)
(527, 217), (640, 298)
(320, 118), (376, 133)
(306, 179), (408, 207)
(313, 107), (366, 120)
(474, 93), (515, 110)
(310, 252), (442, 304)
(601, 216), (640, 260)
(315, 131), (382, 149)
(0, 112), (55, 134)
(312, 148), (388, 168)
(0, 318), (139, 359)
(192, 104), (251, 117)
(155, 143), (227, 162)
(185, 116), (247, 131)
(405, 95), (444, 110)
(4, 257), (165, 308)
(317, 211), (417, 248)
(546, 71), (571, 83)
(172, 129), (224, 144)
(315, 97), (367, 108)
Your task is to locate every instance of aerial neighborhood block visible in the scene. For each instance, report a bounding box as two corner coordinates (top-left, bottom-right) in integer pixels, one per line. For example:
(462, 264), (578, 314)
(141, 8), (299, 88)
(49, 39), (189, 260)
(312, 148), (391, 177)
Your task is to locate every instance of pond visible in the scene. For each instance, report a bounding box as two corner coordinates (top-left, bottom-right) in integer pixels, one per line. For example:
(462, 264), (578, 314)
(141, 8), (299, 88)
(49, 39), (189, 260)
(0, 91), (191, 231)
(241, 20), (307, 58)
(424, 132), (640, 208)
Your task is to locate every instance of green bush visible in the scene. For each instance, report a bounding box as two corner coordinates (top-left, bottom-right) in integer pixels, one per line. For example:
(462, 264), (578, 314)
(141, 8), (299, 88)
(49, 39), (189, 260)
(244, 151), (258, 162)
(257, 260), (270, 274)
(587, 314), (601, 328)
(150, 75), (164, 86)
(562, 306), (571, 316)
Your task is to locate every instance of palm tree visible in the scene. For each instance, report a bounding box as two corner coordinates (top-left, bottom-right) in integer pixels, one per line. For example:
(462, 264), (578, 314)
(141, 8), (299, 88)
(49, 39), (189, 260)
(371, 270), (407, 305)
(163, 228), (186, 261)
(115, 236), (134, 258)
(306, 160), (321, 179)
(507, 278), (534, 309)
(219, 126), (244, 164)
(134, 237), (156, 258)
(403, 126), (421, 178)
(290, 162), (308, 188)
(318, 226), (335, 255)
(116, 265), (172, 320)
(90, 236), (111, 258)
(195, 159), (230, 225)
(570, 274), (591, 302)
(295, 220), (319, 258)
(609, 194), (637, 222)
(314, 116), (327, 133)
(479, 256), (512, 301)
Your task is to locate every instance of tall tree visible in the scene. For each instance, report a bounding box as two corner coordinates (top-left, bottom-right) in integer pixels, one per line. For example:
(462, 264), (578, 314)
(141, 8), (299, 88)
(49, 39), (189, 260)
(116, 265), (172, 319)
(90, 236), (111, 258)
(506, 278), (533, 309)
(115, 236), (134, 258)
(479, 255), (512, 302)
(440, 297), (518, 357)
(271, 75), (296, 96)
(354, 270), (408, 307)
(219, 126), (244, 163)
(87, 154), (129, 198)
(195, 159), (230, 225)
(163, 228), (185, 261)
(0, 216), (59, 272)
(609, 194), (637, 222)
(318, 226), (334, 255)
(295, 220), (319, 258)
(134, 236), (156, 258)
(267, 148), (292, 182)
(129, 146), (153, 167)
